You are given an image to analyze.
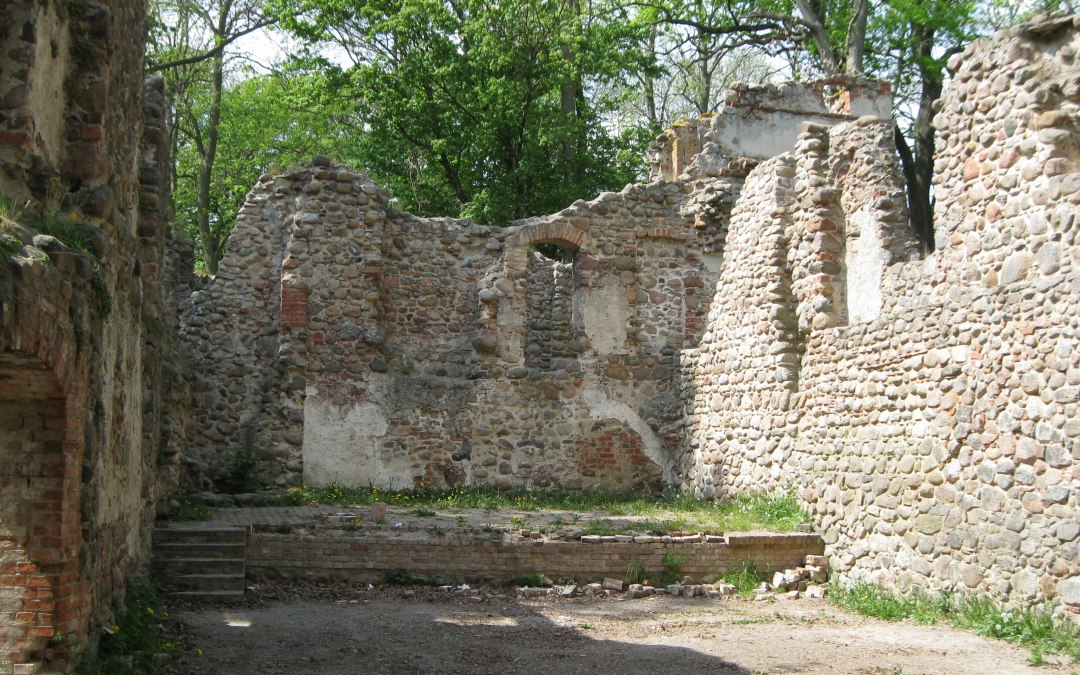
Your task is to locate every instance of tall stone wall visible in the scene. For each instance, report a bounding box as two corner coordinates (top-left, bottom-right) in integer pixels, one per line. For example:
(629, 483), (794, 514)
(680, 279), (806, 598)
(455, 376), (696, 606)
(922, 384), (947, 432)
(0, 1), (187, 671)
(179, 76), (881, 496)
(178, 14), (1079, 616)
(180, 165), (716, 492)
(684, 15), (1080, 614)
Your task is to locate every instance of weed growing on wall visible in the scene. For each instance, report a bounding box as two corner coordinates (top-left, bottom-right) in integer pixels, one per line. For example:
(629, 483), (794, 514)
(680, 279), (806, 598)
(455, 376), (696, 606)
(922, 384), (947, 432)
(497, 572), (546, 587)
(0, 195), (28, 223)
(625, 559), (648, 585)
(172, 498), (213, 522)
(384, 569), (455, 586)
(660, 552), (684, 584)
(216, 449), (261, 493)
(0, 231), (19, 266)
(31, 178), (94, 253)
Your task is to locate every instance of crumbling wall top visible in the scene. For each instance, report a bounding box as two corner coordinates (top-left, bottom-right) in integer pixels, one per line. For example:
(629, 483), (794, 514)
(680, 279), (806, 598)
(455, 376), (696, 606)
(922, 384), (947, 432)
(649, 78), (892, 182)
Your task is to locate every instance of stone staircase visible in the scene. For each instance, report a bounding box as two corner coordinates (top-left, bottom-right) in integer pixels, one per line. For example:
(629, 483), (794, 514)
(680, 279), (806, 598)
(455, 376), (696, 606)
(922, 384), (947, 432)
(152, 527), (248, 601)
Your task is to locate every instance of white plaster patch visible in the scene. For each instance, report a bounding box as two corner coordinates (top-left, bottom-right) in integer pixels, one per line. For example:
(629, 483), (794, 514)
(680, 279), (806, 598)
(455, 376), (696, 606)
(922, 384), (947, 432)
(581, 386), (675, 484)
(495, 288), (524, 363)
(580, 276), (629, 355)
(701, 253), (724, 277)
(845, 208), (887, 324)
(302, 388), (411, 489)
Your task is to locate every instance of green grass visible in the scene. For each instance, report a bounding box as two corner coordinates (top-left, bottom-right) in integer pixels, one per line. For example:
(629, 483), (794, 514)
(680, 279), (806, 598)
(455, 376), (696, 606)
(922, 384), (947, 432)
(580, 519), (624, 536)
(0, 195), (28, 222)
(77, 579), (173, 674)
(952, 595), (1080, 665)
(171, 499), (213, 522)
(32, 215), (95, 253)
(722, 561), (764, 597)
(271, 485), (810, 533)
(830, 581), (1080, 664)
(829, 581), (947, 624)
(732, 617), (771, 625)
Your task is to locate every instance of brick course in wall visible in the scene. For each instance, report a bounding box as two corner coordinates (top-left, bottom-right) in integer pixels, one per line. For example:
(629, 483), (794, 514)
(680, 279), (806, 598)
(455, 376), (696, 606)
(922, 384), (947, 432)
(246, 532), (823, 585)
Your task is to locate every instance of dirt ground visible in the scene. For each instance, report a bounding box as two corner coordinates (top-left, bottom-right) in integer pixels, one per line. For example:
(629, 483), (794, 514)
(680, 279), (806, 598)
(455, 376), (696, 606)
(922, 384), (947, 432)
(164, 582), (1075, 675)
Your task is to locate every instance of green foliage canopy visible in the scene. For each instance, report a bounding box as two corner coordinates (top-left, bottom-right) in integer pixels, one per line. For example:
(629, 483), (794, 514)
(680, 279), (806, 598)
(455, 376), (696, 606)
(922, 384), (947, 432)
(273, 0), (650, 225)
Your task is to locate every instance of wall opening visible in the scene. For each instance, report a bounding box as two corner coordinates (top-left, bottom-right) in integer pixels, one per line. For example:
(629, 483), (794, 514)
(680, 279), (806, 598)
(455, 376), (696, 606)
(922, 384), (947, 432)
(0, 353), (68, 672)
(525, 242), (579, 370)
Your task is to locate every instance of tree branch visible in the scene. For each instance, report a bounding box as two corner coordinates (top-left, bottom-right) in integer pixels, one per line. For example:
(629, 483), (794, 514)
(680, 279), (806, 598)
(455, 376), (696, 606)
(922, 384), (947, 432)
(147, 16), (279, 72)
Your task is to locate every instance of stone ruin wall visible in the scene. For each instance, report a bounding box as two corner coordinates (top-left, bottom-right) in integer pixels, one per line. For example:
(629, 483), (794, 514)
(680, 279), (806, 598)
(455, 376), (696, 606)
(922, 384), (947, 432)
(179, 15), (1080, 616)
(682, 16), (1080, 613)
(180, 163), (722, 493)
(179, 69), (895, 497)
(0, 1), (189, 671)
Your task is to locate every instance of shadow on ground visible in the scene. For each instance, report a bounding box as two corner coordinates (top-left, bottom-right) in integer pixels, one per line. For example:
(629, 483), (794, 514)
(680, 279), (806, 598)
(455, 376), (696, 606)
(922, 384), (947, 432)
(167, 592), (749, 674)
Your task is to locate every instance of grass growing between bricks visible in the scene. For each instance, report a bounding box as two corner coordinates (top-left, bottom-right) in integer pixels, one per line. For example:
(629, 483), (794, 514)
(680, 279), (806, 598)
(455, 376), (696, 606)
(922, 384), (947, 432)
(272, 485), (811, 533)
(829, 581), (1080, 665)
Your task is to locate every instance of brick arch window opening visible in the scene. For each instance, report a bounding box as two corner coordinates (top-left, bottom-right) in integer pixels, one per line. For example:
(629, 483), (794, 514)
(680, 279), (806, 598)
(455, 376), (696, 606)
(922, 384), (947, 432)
(525, 241), (580, 370)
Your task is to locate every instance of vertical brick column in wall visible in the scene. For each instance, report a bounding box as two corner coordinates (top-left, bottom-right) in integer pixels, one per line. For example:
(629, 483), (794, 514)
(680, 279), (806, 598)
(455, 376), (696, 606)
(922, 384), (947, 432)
(280, 286), (309, 330)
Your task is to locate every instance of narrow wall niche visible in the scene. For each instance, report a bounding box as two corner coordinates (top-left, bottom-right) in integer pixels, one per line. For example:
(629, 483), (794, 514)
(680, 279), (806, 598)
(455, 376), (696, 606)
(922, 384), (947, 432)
(525, 243), (580, 371)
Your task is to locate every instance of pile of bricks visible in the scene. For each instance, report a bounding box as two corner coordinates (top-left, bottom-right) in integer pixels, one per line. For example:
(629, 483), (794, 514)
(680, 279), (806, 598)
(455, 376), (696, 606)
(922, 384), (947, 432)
(757, 554), (830, 599)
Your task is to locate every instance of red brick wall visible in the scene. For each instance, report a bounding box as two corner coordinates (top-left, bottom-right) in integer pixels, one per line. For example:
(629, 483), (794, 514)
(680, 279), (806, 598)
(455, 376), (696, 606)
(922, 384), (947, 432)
(0, 357), (86, 671)
(0, 198), (92, 675)
(575, 421), (661, 492)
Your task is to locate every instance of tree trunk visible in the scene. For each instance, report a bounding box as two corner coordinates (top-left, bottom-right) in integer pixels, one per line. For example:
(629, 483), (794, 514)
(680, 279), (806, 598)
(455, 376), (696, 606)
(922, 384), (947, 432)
(845, 0), (869, 74)
(894, 125), (932, 253)
(902, 22), (942, 253)
(560, 68), (578, 186)
(196, 5), (228, 275)
(643, 25), (659, 127)
(561, 0), (582, 188)
(694, 33), (711, 114)
(795, 0), (839, 75)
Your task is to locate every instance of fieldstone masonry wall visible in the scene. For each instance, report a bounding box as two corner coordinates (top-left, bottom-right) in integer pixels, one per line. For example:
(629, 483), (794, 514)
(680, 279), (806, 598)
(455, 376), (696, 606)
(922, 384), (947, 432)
(182, 15), (1080, 616)
(682, 15), (1080, 615)
(181, 166), (717, 493)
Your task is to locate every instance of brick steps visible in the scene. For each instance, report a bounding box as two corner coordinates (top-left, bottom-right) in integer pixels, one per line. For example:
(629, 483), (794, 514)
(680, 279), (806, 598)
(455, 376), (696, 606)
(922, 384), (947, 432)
(152, 527), (248, 600)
